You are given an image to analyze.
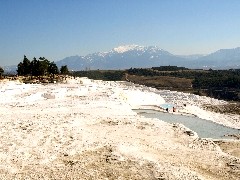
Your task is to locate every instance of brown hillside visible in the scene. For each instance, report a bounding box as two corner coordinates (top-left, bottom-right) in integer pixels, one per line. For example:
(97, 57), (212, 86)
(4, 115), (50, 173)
(127, 74), (193, 92)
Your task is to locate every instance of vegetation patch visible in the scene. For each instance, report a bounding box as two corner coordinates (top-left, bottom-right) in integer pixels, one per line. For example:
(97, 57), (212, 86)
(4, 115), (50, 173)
(203, 103), (240, 115)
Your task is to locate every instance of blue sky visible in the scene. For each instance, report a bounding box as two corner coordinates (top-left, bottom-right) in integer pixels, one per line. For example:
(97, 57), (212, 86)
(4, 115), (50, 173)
(1, 0), (240, 66)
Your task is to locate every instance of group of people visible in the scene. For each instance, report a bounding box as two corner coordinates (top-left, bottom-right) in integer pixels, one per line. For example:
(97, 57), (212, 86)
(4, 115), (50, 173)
(166, 106), (176, 113)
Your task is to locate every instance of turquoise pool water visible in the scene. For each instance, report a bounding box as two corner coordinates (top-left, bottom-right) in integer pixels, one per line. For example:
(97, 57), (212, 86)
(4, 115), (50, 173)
(159, 103), (175, 110)
(133, 109), (240, 139)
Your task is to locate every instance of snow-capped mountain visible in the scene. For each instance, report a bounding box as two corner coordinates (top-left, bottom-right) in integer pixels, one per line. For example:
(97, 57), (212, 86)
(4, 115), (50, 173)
(56, 45), (187, 70)
(3, 45), (240, 73)
(56, 45), (240, 70)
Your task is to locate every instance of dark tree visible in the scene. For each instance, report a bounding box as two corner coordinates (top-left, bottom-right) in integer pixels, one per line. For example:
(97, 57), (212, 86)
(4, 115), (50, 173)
(29, 57), (51, 76)
(17, 55), (68, 78)
(60, 65), (69, 74)
(17, 62), (24, 76)
(17, 55), (31, 76)
(22, 55), (31, 75)
(0, 66), (4, 78)
(38, 57), (50, 76)
(30, 57), (39, 76)
(48, 61), (59, 77)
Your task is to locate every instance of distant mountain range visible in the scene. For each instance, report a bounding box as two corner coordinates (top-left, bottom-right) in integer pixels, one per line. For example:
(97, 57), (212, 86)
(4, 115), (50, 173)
(2, 65), (17, 74)
(3, 45), (240, 73)
(56, 45), (240, 70)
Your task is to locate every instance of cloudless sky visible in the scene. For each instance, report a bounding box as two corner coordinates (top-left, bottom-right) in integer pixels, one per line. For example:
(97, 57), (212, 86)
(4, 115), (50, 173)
(1, 0), (240, 66)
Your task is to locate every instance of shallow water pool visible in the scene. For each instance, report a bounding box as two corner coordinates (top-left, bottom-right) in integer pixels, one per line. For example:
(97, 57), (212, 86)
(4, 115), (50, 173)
(159, 103), (175, 110)
(133, 109), (240, 139)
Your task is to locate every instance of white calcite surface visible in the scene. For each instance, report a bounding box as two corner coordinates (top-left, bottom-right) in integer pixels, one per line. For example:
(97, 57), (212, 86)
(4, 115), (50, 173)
(0, 78), (239, 179)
